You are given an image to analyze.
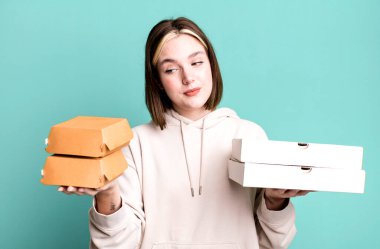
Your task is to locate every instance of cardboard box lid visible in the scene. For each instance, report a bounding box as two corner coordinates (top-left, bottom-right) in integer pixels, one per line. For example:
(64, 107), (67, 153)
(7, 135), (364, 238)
(45, 116), (133, 157)
(228, 159), (366, 194)
(40, 150), (128, 188)
(232, 139), (363, 170)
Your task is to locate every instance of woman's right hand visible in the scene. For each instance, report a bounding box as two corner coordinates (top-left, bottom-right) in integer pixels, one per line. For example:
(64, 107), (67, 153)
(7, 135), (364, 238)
(58, 180), (117, 196)
(58, 180), (122, 215)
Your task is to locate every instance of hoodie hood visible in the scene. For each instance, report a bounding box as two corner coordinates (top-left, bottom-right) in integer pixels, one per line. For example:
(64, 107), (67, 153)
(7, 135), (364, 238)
(164, 108), (239, 197)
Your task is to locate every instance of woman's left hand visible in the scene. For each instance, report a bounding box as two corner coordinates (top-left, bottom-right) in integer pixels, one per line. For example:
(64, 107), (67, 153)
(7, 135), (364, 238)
(264, 188), (312, 211)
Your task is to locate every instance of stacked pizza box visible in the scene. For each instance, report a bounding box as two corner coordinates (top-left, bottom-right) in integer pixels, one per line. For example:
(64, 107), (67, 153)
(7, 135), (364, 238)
(228, 139), (366, 193)
(41, 116), (133, 188)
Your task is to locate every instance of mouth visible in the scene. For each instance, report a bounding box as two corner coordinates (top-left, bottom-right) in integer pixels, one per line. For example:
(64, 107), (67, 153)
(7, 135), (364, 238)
(184, 87), (201, 96)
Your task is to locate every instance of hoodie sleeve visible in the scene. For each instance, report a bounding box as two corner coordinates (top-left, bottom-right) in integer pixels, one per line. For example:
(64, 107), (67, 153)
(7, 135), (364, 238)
(242, 120), (297, 248)
(89, 131), (145, 249)
(253, 189), (296, 249)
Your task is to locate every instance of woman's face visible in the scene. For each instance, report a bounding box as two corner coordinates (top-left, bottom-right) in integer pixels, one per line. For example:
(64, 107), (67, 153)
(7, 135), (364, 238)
(156, 34), (213, 120)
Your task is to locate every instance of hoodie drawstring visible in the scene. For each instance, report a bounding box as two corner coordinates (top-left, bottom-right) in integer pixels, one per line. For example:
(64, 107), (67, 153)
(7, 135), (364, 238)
(180, 120), (195, 197)
(168, 108), (237, 198)
(198, 118), (206, 196)
(180, 119), (206, 197)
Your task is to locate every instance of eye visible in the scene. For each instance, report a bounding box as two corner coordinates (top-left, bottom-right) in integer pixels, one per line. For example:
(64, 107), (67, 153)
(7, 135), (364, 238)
(191, 61), (204, 66)
(164, 68), (179, 74)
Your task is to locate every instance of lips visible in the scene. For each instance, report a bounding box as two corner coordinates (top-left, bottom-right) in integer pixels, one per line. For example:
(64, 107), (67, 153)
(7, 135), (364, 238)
(184, 87), (201, 96)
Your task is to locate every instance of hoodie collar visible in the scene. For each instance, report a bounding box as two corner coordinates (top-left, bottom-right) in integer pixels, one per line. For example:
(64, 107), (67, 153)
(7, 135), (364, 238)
(165, 107), (238, 129)
(164, 107), (238, 197)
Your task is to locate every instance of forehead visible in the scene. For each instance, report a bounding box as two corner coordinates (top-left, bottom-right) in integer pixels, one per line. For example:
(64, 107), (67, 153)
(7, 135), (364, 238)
(159, 34), (207, 60)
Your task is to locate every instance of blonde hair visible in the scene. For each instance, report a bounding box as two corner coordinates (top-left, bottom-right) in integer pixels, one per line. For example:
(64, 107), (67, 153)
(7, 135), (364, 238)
(152, 29), (208, 66)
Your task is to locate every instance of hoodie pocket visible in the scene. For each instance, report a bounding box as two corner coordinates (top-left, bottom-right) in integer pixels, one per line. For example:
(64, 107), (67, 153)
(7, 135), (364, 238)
(151, 242), (240, 249)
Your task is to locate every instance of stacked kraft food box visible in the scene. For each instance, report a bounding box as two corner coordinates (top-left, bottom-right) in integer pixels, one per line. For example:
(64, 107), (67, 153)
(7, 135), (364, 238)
(41, 116), (133, 188)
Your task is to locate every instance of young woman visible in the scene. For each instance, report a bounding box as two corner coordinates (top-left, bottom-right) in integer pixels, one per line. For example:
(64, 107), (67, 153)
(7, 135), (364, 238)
(60, 17), (309, 249)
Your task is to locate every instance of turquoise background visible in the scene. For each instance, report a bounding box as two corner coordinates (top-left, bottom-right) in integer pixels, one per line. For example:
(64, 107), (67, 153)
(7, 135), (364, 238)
(1, 0), (379, 248)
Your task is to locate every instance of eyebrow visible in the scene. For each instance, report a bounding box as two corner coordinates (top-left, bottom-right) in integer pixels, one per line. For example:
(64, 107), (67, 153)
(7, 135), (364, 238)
(158, 51), (206, 67)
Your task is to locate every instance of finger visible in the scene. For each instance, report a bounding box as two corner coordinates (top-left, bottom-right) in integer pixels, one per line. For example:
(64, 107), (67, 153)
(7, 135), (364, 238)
(268, 189), (298, 198)
(284, 189), (313, 197)
(58, 186), (73, 195)
(59, 186), (80, 195)
(78, 188), (98, 196)
(58, 186), (71, 192)
(277, 190), (288, 196)
(61, 190), (75, 195)
(96, 185), (108, 192)
(284, 189), (300, 197)
(266, 188), (287, 196)
(296, 190), (313, 196)
(67, 186), (77, 192)
(58, 185), (98, 196)
(96, 180), (117, 192)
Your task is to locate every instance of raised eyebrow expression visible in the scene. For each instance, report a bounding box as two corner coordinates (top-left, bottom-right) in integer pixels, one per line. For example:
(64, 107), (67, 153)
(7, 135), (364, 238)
(159, 51), (207, 67)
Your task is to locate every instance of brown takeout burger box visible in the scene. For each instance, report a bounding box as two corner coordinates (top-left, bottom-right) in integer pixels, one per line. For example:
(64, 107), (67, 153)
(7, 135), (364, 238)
(41, 116), (133, 188)
(41, 150), (128, 188)
(45, 116), (133, 157)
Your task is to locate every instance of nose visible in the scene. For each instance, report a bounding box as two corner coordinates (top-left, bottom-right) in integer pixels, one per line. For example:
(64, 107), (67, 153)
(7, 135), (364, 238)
(181, 67), (194, 85)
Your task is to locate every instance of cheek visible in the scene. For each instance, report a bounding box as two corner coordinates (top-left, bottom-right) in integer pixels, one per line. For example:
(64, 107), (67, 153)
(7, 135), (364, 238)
(160, 76), (179, 94)
(200, 65), (213, 88)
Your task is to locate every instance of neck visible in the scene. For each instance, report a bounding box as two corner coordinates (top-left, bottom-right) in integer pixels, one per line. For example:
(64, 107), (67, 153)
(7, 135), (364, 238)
(174, 108), (211, 121)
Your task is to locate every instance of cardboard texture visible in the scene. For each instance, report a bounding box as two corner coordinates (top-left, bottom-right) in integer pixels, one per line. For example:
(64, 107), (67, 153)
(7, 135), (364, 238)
(229, 139), (366, 193)
(41, 150), (128, 188)
(45, 116), (133, 157)
(41, 116), (133, 188)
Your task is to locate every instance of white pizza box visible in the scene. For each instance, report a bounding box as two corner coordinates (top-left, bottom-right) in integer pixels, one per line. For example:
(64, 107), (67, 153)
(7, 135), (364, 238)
(231, 139), (363, 170)
(228, 160), (366, 193)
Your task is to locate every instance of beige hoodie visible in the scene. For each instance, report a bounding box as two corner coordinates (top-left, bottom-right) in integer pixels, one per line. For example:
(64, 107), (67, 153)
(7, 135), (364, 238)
(89, 108), (296, 249)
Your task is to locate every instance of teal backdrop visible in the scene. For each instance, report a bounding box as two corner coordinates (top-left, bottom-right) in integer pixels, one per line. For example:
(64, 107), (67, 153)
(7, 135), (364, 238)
(1, 0), (379, 248)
